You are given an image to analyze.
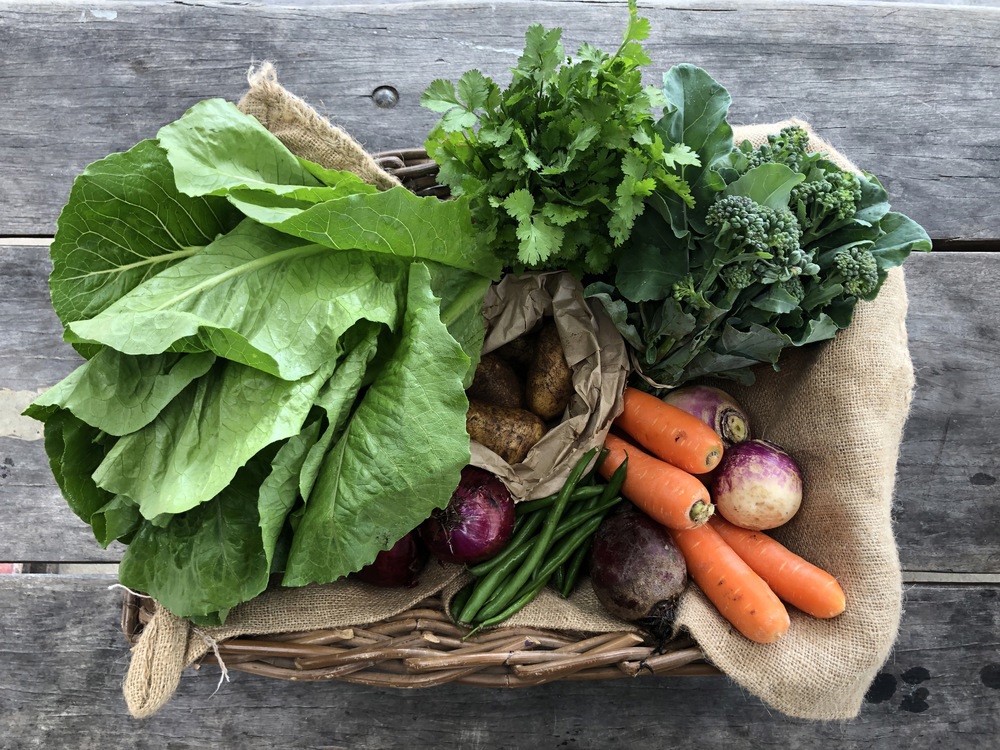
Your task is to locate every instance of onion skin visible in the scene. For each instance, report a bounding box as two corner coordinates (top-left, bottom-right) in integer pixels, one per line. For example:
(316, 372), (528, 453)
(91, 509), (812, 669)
(419, 466), (516, 565)
(589, 505), (688, 639)
(711, 439), (803, 531)
(353, 532), (428, 588)
(662, 385), (751, 448)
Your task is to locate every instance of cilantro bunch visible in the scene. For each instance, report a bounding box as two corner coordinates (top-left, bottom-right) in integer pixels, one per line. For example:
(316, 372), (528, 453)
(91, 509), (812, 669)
(421, 0), (696, 276)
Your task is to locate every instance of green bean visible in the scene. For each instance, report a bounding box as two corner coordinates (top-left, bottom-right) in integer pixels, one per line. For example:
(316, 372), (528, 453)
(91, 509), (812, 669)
(459, 494), (620, 623)
(473, 448), (598, 621)
(465, 511), (545, 577)
(531, 512), (606, 585)
(449, 581), (475, 622)
(470, 516), (607, 627)
(514, 485), (603, 517)
(467, 574), (552, 636)
(600, 453), (628, 503)
(559, 539), (592, 599)
(552, 562), (566, 592)
(456, 539), (533, 624)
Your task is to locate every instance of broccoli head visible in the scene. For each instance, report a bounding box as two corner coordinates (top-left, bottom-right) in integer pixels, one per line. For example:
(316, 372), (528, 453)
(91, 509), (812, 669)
(791, 168), (863, 243)
(671, 275), (713, 310)
(744, 125), (812, 172)
(832, 245), (879, 297)
(719, 263), (756, 291)
(706, 195), (801, 257)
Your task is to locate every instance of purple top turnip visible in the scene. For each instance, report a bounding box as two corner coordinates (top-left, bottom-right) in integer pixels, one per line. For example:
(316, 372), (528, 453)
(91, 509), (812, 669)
(661, 385), (751, 448)
(711, 439), (803, 530)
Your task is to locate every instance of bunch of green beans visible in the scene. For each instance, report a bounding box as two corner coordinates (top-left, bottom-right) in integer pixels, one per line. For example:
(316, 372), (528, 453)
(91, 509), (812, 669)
(453, 446), (628, 634)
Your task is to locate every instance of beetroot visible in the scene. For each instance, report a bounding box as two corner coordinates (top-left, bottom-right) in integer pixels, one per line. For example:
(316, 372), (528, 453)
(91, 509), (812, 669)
(589, 505), (688, 639)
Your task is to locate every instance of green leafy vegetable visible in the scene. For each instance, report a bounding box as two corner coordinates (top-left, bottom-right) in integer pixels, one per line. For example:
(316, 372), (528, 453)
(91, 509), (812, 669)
(27, 99), (498, 623)
(588, 70), (932, 389)
(421, 0), (694, 276)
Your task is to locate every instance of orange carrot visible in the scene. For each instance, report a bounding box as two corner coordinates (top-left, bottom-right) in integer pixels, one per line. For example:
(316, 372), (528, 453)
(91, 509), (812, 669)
(669, 523), (791, 644)
(614, 387), (724, 474)
(600, 433), (714, 529)
(710, 516), (847, 619)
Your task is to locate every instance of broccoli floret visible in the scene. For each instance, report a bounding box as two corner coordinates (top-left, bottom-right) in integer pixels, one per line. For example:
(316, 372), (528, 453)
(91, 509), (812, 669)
(706, 195), (770, 253)
(791, 169), (862, 243)
(777, 276), (806, 304)
(832, 246), (879, 297)
(706, 195), (802, 257)
(706, 194), (811, 285)
(719, 264), (756, 291)
(764, 205), (802, 258)
(745, 126), (812, 172)
(671, 276), (712, 310)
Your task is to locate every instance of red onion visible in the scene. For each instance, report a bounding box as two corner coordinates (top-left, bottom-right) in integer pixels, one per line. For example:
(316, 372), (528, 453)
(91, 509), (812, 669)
(353, 531), (428, 588)
(419, 466), (516, 565)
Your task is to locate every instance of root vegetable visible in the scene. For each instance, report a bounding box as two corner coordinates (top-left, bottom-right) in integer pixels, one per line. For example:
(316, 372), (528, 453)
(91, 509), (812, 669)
(494, 332), (538, 374)
(526, 320), (574, 421)
(466, 353), (525, 408)
(668, 522), (790, 644)
(353, 531), (428, 588)
(710, 516), (846, 618)
(600, 433), (714, 529)
(662, 385), (751, 448)
(711, 439), (803, 530)
(614, 387), (724, 475)
(419, 466), (516, 565)
(466, 399), (546, 465)
(589, 505), (688, 639)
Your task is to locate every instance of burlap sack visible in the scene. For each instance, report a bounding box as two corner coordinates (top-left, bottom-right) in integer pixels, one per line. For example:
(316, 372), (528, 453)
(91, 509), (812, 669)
(123, 64), (912, 722)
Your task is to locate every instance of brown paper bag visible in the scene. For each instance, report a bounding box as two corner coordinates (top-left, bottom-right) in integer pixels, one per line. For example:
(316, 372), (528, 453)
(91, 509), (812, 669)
(470, 271), (630, 500)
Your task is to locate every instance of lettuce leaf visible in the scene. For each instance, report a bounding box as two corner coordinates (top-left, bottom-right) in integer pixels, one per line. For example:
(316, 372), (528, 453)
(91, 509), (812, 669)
(283, 262), (471, 586)
(49, 139), (241, 328)
(29, 96), (496, 623)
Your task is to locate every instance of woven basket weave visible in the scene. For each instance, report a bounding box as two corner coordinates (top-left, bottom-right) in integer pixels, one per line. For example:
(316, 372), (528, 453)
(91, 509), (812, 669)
(121, 591), (716, 686)
(118, 149), (716, 686)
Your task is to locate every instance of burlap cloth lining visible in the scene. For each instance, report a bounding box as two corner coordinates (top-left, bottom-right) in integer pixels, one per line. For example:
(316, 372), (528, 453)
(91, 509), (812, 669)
(122, 67), (913, 723)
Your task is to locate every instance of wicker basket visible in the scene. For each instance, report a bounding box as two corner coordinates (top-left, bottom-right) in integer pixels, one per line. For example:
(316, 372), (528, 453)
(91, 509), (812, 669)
(119, 148), (717, 687)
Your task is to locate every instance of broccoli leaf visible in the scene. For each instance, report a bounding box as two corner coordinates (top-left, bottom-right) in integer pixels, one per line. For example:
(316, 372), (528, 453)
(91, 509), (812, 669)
(724, 164), (805, 209)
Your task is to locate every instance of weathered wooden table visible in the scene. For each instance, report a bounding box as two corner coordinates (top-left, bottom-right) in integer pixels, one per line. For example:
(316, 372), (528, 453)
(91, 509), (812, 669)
(2, 1), (998, 747)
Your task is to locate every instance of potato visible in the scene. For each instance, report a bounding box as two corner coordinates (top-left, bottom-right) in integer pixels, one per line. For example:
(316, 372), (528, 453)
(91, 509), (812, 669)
(526, 320), (574, 421)
(466, 399), (546, 465)
(465, 353), (524, 409)
(493, 332), (538, 375)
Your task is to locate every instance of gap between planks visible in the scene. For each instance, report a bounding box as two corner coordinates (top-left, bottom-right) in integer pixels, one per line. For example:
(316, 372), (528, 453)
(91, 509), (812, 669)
(5, 568), (1000, 584)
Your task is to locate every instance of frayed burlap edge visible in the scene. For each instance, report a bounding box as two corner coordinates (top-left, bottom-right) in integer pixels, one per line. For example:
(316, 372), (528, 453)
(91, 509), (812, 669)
(237, 62), (400, 190)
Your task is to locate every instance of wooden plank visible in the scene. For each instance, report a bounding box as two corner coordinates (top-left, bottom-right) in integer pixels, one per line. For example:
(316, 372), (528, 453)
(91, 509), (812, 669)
(2, 1), (999, 239)
(0, 574), (997, 746)
(0, 249), (997, 569)
(897, 252), (1000, 574)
